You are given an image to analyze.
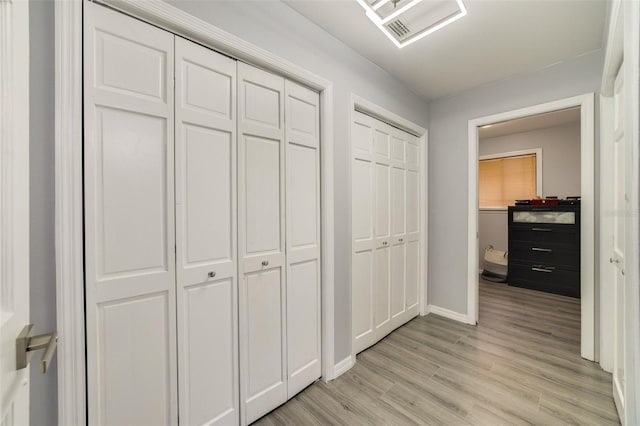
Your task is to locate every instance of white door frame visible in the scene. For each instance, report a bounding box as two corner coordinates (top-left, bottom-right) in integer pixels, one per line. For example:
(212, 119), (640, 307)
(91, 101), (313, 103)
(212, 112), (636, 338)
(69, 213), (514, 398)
(467, 93), (596, 361)
(600, 0), (640, 422)
(348, 94), (429, 367)
(54, 0), (335, 424)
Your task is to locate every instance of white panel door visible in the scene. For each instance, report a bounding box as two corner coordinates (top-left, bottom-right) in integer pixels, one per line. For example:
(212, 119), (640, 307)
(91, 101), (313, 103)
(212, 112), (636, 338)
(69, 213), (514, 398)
(390, 129), (406, 328)
(238, 62), (287, 424)
(352, 111), (421, 355)
(373, 123), (393, 338)
(175, 37), (239, 426)
(351, 111), (376, 354)
(0, 0), (30, 424)
(84, 5), (177, 425)
(285, 80), (322, 398)
(612, 64), (626, 423)
(405, 133), (421, 316)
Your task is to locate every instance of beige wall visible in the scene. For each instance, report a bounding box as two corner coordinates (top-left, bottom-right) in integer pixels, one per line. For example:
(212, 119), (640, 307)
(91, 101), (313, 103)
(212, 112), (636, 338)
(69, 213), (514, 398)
(478, 122), (581, 267)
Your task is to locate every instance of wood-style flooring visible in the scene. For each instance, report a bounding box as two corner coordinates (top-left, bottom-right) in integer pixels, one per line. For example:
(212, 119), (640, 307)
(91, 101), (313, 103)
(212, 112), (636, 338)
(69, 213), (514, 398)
(255, 281), (620, 425)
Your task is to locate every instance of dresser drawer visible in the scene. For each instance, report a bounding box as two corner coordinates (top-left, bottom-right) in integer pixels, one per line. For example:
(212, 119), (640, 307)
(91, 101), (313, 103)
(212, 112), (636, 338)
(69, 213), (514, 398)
(508, 262), (580, 298)
(509, 225), (579, 245)
(509, 242), (579, 270)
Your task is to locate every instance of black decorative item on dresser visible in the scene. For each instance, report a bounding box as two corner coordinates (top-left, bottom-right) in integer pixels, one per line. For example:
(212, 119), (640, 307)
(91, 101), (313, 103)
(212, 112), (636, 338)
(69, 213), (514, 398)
(507, 205), (580, 298)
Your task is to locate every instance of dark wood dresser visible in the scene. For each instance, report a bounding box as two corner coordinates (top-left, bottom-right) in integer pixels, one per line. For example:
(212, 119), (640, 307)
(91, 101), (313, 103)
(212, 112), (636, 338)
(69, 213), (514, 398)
(507, 205), (580, 298)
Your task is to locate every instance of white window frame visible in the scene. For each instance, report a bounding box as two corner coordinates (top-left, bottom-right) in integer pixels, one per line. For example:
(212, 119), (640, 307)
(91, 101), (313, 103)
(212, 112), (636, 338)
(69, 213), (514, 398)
(478, 147), (543, 211)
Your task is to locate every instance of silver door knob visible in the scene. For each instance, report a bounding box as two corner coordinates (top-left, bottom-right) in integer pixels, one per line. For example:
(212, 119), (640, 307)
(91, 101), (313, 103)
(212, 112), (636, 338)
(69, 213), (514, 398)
(399, 238), (404, 242)
(208, 271), (216, 278)
(383, 241), (388, 246)
(262, 260), (269, 266)
(610, 257), (619, 264)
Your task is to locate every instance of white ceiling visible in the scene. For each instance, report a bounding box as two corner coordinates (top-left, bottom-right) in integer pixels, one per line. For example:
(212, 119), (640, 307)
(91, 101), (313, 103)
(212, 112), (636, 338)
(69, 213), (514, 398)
(479, 107), (580, 139)
(284, 0), (608, 100)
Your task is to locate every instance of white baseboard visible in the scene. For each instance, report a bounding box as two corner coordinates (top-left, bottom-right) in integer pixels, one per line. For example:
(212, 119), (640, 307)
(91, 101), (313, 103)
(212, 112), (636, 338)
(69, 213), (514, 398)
(333, 355), (354, 379)
(428, 305), (471, 324)
(420, 305), (431, 316)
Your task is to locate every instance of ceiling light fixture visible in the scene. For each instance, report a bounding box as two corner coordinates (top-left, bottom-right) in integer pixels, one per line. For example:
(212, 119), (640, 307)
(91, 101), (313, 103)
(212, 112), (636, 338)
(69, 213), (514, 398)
(355, 0), (468, 49)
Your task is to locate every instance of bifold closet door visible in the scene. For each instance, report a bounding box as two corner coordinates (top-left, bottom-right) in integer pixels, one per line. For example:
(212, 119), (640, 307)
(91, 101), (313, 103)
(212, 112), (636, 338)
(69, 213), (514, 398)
(390, 129), (407, 328)
(284, 81), (322, 397)
(405, 134), (421, 316)
(352, 111), (421, 355)
(84, 4), (178, 424)
(352, 111), (376, 354)
(238, 62), (288, 424)
(373, 123), (393, 339)
(175, 37), (239, 425)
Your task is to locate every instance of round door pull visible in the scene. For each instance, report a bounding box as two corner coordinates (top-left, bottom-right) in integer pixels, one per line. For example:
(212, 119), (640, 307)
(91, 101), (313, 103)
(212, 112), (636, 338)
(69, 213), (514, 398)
(262, 260), (269, 267)
(399, 238), (404, 242)
(382, 241), (388, 246)
(208, 271), (216, 278)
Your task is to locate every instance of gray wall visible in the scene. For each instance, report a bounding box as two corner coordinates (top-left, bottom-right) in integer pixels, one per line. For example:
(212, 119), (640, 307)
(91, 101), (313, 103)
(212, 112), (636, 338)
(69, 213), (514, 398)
(478, 122), (581, 266)
(29, 0), (57, 424)
(167, 0), (431, 362)
(428, 50), (602, 314)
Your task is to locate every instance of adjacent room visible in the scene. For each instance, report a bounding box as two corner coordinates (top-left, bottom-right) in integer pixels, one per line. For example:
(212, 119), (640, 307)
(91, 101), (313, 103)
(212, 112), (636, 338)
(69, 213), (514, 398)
(2, 0), (639, 425)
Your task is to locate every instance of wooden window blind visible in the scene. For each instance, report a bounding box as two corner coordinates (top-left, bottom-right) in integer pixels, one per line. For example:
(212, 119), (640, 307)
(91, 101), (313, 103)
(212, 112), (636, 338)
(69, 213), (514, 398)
(479, 154), (537, 208)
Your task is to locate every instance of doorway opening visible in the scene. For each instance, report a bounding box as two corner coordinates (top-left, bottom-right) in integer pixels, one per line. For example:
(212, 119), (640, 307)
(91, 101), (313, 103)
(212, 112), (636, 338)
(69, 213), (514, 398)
(467, 94), (596, 361)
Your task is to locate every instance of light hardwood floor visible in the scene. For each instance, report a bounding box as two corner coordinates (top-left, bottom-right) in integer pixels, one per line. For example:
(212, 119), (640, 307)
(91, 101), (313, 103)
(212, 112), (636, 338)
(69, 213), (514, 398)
(255, 281), (620, 425)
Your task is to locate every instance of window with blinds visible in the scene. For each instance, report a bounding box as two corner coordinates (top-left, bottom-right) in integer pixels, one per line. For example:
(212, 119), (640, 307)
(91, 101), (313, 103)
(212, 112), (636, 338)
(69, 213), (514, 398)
(479, 153), (537, 208)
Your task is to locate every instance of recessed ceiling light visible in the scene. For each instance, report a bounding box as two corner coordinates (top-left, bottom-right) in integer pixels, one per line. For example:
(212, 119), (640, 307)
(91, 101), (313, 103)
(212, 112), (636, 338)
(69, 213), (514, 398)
(356, 0), (467, 48)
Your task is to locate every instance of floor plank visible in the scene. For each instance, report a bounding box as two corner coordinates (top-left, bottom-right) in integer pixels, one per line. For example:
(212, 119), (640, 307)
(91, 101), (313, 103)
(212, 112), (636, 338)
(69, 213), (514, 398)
(254, 281), (620, 425)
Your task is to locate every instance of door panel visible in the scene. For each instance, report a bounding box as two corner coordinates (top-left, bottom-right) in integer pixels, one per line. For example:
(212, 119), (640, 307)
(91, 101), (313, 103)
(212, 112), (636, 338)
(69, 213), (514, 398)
(351, 111), (376, 353)
(245, 269), (285, 399)
(244, 136), (282, 254)
(84, 5), (177, 424)
(375, 163), (391, 239)
(612, 64), (626, 423)
(374, 246), (391, 333)
(238, 62), (287, 424)
(97, 294), (171, 426)
(285, 81), (321, 397)
(175, 37), (238, 425)
(406, 241), (420, 309)
(0, 0), (30, 423)
(390, 242), (406, 323)
(96, 107), (168, 278)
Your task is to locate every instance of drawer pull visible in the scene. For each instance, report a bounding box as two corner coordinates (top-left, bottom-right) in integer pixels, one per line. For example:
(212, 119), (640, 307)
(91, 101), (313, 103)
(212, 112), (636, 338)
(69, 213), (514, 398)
(531, 266), (554, 273)
(531, 227), (553, 232)
(531, 247), (552, 252)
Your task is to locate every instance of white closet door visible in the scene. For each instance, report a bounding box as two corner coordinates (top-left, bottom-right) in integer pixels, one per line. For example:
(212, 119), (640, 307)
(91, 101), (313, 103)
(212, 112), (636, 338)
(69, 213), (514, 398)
(405, 134), (421, 315)
(238, 62), (287, 424)
(390, 129), (407, 328)
(352, 111), (376, 354)
(374, 122), (393, 338)
(285, 81), (322, 397)
(175, 37), (239, 426)
(352, 111), (421, 355)
(84, 4), (177, 425)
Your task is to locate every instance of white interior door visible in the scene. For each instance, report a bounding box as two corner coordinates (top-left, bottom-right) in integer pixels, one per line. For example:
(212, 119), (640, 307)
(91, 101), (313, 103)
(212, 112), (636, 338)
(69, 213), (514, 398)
(352, 111), (421, 355)
(284, 80), (322, 397)
(0, 0), (30, 424)
(390, 129), (407, 328)
(612, 63), (626, 424)
(405, 134), (421, 316)
(174, 36), (239, 426)
(238, 62), (287, 424)
(351, 111), (376, 354)
(84, 5), (178, 424)
(374, 123), (393, 338)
